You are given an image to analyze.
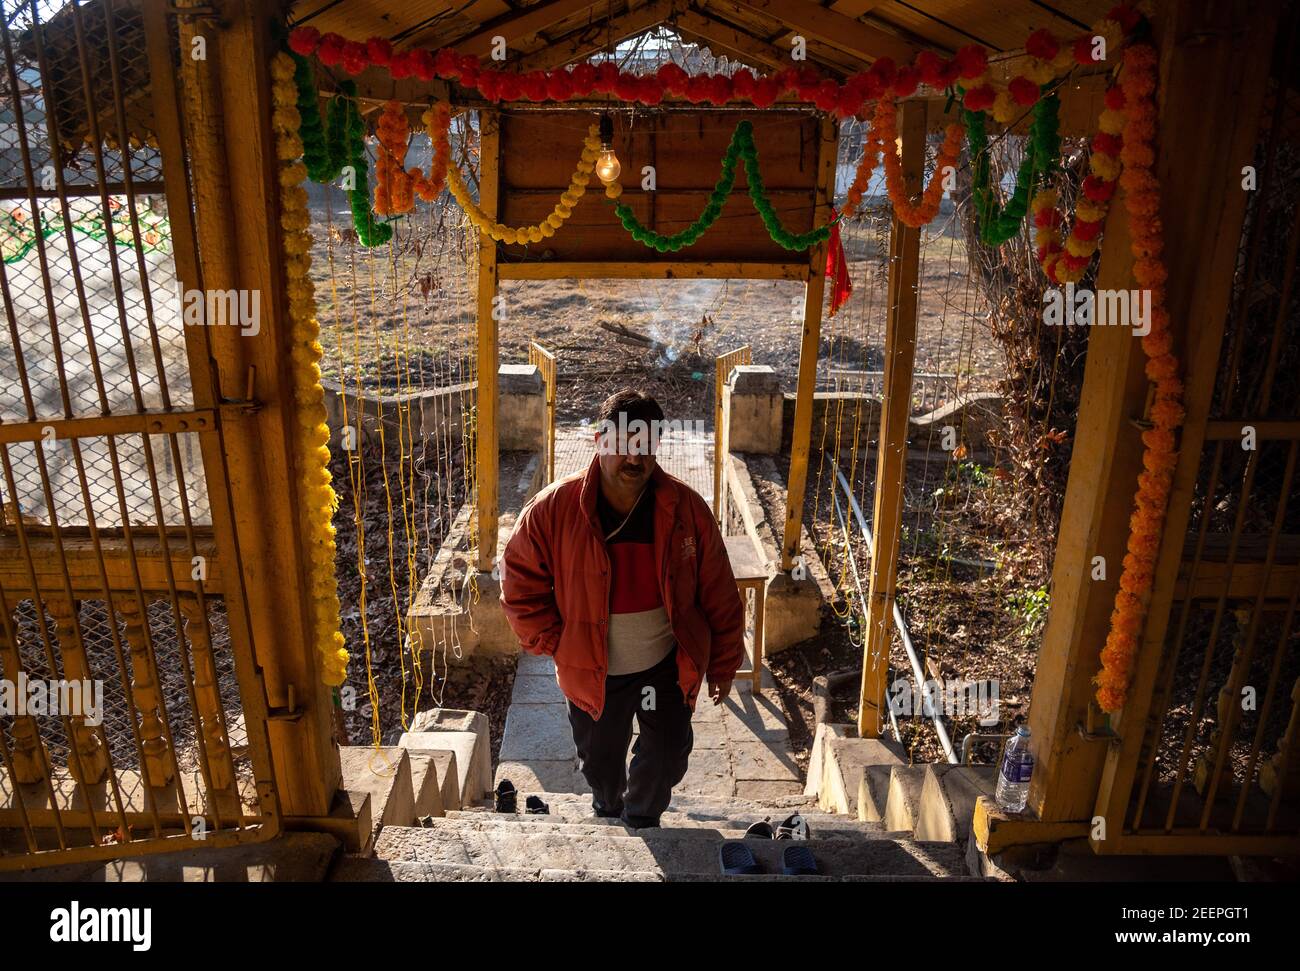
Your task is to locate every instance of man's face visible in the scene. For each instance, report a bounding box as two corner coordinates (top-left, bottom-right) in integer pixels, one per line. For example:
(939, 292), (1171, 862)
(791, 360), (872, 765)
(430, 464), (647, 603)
(594, 415), (658, 488)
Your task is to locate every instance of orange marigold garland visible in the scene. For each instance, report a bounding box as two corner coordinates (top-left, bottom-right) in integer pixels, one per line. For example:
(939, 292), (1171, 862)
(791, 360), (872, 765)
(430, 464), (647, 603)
(269, 51), (349, 687)
(875, 97), (965, 228)
(1031, 81), (1126, 283)
(840, 127), (883, 220)
(374, 99), (452, 217)
(1093, 41), (1185, 712)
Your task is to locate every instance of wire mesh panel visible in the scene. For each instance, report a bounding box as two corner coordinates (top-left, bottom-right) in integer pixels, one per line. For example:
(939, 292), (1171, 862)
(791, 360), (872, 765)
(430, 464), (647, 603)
(0, 0), (277, 869)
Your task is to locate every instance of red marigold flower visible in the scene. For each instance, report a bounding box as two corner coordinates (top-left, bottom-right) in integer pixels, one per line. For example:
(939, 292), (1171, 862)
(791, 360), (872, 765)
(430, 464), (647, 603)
(732, 68), (756, 98)
(570, 62), (597, 95)
(953, 44), (987, 79)
(962, 84), (996, 111)
(915, 50), (945, 88)
(434, 48), (459, 76)
(1092, 132), (1122, 156)
(891, 67), (920, 98)
(1009, 76), (1040, 106)
(288, 26), (320, 55)
(1108, 4), (1142, 31)
(1072, 218), (1102, 241)
(656, 62), (688, 93)
(366, 37), (392, 67)
(410, 49), (436, 81)
(1033, 207), (1063, 229)
(317, 32), (345, 67)
(1082, 174), (1116, 201)
(341, 40), (369, 75)
(1074, 34), (1101, 65)
(1024, 28), (1059, 61)
(1104, 84), (1126, 110)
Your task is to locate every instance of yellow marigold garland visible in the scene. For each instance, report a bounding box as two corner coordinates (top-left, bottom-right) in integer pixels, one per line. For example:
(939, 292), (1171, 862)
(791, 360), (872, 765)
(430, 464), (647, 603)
(1093, 41), (1184, 712)
(270, 51), (350, 687)
(444, 119), (601, 245)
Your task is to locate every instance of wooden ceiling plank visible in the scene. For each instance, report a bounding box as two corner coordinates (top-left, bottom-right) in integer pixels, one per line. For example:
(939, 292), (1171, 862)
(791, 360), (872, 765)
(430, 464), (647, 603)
(676, 8), (835, 72)
(451, 0), (604, 56)
(511, 0), (679, 70)
(719, 0), (917, 63)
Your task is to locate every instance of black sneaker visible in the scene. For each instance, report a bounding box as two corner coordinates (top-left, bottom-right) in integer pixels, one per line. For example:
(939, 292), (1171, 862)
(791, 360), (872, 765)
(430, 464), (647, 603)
(494, 779), (517, 814)
(775, 813), (810, 840)
(744, 818), (775, 839)
(525, 795), (550, 815)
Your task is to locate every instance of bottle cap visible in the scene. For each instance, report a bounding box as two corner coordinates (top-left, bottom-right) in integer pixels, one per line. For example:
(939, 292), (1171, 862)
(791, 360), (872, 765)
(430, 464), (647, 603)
(1016, 725), (1030, 736)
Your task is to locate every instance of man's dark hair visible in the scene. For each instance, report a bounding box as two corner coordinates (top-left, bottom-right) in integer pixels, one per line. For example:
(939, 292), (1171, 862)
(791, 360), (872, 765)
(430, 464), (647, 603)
(596, 389), (664, 428)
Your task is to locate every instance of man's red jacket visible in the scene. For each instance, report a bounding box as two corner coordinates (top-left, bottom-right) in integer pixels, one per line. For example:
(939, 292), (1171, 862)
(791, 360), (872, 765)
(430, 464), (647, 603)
(500, 455), (745, 720)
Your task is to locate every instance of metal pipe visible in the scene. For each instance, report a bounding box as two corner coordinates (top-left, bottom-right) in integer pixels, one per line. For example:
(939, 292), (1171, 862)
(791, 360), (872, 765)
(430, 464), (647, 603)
(828, 474), (901, 743)
(833, 464), (958, 763)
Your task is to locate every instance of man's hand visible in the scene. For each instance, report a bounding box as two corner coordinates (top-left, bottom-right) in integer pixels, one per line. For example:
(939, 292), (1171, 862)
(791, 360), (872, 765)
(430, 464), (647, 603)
(708, 679), (733, 706)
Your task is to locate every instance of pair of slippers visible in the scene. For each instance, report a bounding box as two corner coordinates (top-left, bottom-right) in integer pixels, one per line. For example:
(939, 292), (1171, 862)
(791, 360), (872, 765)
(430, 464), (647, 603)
(720, 840), (818, 876)
(721, 813), (817, 875)
(494, 779), (549, 815)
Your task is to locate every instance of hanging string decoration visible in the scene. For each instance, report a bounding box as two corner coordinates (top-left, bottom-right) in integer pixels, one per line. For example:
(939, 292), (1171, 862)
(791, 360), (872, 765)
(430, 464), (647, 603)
(270, 50), (350, 688)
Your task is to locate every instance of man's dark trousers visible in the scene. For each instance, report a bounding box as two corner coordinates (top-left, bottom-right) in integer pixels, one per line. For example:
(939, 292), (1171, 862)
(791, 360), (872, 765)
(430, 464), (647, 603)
(566, 647), (694, 828)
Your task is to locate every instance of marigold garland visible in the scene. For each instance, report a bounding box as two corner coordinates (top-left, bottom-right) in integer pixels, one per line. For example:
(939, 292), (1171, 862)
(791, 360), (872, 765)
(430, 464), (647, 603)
(286, 5), (1142, 122)
(270, 51), (350, 688)
(1030, 81), (1125, 283)
(611, 122), (746, 251)
(1093, 41), (1185, 713)
(875, 97), (965, 228)
(375, 100), (452, 216)
(968, 92), (1061, 246)
(445, 119), (601, 245)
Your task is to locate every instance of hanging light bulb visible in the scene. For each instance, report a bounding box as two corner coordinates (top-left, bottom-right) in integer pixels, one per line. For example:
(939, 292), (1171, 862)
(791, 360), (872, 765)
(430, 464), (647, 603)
(596, 112), (621, 183)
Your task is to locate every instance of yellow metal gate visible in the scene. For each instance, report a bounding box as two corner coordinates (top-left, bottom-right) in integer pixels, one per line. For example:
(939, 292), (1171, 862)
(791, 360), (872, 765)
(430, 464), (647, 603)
(0, 0), (280, 870)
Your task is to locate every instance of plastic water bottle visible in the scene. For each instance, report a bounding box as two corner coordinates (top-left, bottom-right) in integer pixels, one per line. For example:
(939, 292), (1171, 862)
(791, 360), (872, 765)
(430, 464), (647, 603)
(995, 726), (1034, 812)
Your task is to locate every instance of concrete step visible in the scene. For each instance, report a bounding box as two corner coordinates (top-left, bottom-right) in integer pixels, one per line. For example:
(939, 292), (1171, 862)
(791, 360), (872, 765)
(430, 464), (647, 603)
(445, 807), (893, 836)
(330, 856), (987, 883)
(339, 746), (415, 850)
(884, 764), (933, 833)
(374, 823), (969, 878)
(425, 813), (893, 841)
(859, 764), (893, 823)
(914, 765), (997, 842)
(818, 736), (907, 816)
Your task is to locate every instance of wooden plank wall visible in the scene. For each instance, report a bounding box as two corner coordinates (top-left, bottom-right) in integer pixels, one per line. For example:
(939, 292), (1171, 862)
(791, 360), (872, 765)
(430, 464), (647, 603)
(497, 110), (821, 264)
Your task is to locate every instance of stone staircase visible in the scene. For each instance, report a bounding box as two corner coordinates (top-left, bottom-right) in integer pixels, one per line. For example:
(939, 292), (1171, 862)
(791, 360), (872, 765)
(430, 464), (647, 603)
(329, 791), (979, 882)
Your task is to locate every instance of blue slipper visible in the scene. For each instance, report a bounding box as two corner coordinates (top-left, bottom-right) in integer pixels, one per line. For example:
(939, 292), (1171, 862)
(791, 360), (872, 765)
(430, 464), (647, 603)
(720, 840), (763, 875)
(782, 844), (818, 875)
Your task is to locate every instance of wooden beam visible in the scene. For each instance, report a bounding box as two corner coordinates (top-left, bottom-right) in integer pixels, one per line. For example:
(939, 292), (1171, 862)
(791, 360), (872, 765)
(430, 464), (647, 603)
(175, 0), (339, 817)
(0, 533), (223, 597)
(780, 115), (837, 573)
(1023, 193), (1144, 821)
(857, 98), (923, 738)
(713, 0), (916, 65)
(476, 112), (502, 572)
(1027, 0), (1282, 827)
(973, 796), (1089, 854)
(513, 0), (678, 72)
(676, 8), (851, 74)
(674, 10), (789, 71)
(455, 0), (602, 58)
(497, 260), (809, 280)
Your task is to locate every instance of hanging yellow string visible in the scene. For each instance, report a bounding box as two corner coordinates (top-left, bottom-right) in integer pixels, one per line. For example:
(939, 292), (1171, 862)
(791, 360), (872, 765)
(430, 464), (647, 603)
(270, 52), (349, 688)
(443, 118), (601, 245)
